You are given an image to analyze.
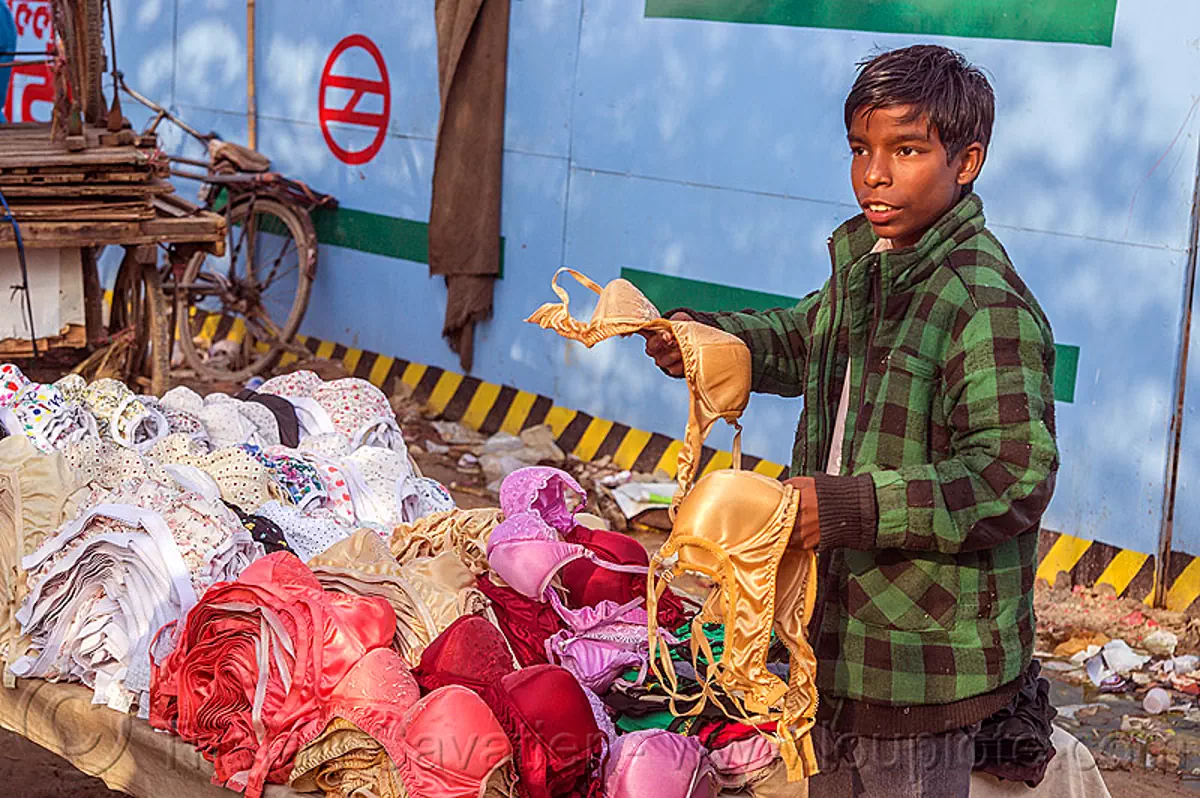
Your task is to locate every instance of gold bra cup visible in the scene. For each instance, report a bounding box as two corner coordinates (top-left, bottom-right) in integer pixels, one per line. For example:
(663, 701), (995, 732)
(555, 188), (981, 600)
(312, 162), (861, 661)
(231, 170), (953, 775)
(526, 268), (750, 514)
(647, 469), (819, 782)
(525, 268), (663, 346)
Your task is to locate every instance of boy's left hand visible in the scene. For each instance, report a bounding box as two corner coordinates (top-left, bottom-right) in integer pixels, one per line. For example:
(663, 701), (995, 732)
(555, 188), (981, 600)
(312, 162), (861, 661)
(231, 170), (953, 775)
(783, 476), (821, 550)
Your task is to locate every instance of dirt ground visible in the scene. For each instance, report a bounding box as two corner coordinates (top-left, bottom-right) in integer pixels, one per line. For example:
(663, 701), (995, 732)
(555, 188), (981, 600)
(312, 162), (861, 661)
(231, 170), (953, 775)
(0, 722), (1184, 797)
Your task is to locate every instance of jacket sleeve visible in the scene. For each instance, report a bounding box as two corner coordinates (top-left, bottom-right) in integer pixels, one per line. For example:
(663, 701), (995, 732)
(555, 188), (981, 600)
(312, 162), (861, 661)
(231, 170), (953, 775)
(815, 302), (1059, 555)
(678, 287), (825, 398)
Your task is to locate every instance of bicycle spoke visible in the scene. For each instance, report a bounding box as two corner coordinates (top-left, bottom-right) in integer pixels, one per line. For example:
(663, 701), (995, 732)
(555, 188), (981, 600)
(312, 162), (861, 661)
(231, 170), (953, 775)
(228, 204), (252, 281)
(259, 260), (299, 294)
(259, 235), (296, 291)
(245, 212), (259, 283)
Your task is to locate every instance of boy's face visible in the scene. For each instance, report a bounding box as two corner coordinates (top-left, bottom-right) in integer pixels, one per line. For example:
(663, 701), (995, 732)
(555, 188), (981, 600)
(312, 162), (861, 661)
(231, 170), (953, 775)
(848, 105), (984, 248)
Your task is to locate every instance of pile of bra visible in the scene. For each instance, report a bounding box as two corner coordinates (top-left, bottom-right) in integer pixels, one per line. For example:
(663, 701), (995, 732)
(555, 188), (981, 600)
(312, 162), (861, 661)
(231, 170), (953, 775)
(0, 359), (801, 797)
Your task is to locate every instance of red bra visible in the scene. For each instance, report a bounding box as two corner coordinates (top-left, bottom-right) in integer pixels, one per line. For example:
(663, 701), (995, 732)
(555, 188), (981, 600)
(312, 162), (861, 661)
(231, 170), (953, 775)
(413, 614), (516, 694)
(476, 574), (566, 667)
(483, 664), (605, 798)
(560, 524), (688, 629)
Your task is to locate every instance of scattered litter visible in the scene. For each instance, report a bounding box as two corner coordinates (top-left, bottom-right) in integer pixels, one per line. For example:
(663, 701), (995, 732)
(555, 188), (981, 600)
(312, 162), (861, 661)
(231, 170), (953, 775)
(1168, 673), (1200, 695)
(431, 420), (486, 445)
(1121, 610), (1146, 627)
(600, 470), (632, 488)
(1099, 674), (1128, 693)
(1085, 639), (1151, 686)
(611, 481), (678, 519)
(1053, 630), (1110, 658)
(481, 432), (524, 454)
(1070, 645), (1101, 665)
(1144, 687), (1172, 715)
(1041, 660), (1080, 672)
(517, 425), (567, 464)
(456, 453), (479, 469)
(424, 440), (450, 455)
(1155, 655), (1200, 674)
(1056, 703), (1106, 721)
(482, 454), (529, 488)
(1121, 715), (1155, 732)
(1143, 629), (1179, 657)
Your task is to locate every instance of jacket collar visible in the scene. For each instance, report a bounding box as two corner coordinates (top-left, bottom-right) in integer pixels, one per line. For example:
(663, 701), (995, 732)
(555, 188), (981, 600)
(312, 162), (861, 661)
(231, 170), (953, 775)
(828, 193), (986, 292)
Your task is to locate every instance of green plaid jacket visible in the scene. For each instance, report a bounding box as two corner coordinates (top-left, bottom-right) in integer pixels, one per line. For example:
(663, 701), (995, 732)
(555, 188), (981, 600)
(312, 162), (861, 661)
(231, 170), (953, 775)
(690, 194), (1057, 730)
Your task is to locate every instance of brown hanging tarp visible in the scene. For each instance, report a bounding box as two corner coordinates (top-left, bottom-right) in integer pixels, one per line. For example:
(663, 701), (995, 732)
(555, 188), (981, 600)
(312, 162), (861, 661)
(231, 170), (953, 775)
(430, 0), (510, 372)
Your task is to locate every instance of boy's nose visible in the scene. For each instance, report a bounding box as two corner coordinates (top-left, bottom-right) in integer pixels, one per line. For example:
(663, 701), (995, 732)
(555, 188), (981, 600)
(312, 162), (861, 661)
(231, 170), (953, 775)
(864, 156), (891, 187)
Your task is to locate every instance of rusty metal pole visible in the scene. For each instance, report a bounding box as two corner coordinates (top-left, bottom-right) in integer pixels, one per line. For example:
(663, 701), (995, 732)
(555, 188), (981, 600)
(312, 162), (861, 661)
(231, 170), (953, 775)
(246, 0), (258, 150)
(1154, 135), (1200, 608)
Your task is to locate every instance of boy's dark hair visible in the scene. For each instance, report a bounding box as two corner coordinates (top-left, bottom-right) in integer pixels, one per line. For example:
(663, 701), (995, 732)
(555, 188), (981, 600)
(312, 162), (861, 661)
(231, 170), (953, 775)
(844, 45), (995, 162)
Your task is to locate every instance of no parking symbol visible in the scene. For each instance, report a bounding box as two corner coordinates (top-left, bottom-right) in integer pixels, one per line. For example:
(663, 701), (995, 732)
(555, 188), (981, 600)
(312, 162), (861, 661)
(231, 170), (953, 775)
(319, 35), (391, 165)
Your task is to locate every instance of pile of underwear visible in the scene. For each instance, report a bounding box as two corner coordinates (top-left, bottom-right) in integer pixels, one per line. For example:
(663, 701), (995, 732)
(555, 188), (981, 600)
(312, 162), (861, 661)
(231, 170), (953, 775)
(0, 367), (456, 716)
(0, 364), (798, 797)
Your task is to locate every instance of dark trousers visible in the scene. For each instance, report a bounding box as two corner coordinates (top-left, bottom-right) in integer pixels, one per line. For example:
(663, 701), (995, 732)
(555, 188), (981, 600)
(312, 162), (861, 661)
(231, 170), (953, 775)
(810, 722), (978, 798)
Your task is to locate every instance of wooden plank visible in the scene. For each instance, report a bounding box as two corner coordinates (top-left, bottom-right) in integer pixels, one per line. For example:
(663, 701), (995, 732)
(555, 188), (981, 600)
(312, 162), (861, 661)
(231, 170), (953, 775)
(0, 180), (175, 198)
(2, 204), (154, 222)
(0, 214), (224, 250)
(0, 170), (152, 185)
(0, 148), (150, 169)
(0, 324), (87, 356)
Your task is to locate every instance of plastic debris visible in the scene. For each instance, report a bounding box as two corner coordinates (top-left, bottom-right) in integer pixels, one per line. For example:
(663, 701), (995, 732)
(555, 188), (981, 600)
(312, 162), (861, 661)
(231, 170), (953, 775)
(1056, 703), (1106, 721)
(1144, 687), (1171, 714)
(1154, 654), (1200, 674)
(1142, 629), (1179, 657)
(1085, 639), (1151, 686)
(1053, 630), (1110, 658)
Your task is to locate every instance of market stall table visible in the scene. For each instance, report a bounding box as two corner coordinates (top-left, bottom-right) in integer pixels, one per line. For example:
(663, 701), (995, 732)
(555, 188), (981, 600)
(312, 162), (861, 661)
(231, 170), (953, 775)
(0, 677), (306, 797)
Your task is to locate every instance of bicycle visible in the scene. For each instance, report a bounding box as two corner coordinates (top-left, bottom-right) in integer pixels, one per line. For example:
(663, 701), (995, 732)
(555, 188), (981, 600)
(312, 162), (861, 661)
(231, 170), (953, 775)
(115, 74), (337, 383)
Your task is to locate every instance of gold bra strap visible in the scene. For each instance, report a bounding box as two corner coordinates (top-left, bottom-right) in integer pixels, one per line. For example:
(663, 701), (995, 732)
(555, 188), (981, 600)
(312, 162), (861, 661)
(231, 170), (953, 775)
(731, 422), (743, 471)
(549, 267), (605, 311)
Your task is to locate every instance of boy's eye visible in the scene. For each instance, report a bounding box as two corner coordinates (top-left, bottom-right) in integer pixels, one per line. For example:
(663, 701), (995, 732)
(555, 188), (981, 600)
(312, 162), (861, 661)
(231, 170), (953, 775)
(898, 146), (918, 156)
(851, 146), (867, 156)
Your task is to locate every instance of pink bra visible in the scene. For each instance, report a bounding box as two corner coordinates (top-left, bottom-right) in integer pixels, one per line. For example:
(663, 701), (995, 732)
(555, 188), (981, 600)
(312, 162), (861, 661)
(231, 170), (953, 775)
(545, 598), (675, 693)
(486, 511), (646, 602)
(394, 685), (513, 798)
(499, 466), (585, 534)
(604, 729), (717, 798)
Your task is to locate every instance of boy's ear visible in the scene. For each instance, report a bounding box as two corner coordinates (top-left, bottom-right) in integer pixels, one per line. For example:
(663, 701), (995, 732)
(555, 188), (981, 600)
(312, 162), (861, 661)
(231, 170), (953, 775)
(956, 142), (986, 186)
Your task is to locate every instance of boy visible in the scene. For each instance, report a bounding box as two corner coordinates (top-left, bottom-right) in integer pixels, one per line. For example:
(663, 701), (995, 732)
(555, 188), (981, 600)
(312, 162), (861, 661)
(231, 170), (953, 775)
(646, 45), (1057, 797)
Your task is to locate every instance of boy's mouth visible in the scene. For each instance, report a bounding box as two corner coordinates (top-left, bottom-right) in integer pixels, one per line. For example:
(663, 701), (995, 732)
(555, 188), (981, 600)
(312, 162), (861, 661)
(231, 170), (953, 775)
(862, 201), (901, 225)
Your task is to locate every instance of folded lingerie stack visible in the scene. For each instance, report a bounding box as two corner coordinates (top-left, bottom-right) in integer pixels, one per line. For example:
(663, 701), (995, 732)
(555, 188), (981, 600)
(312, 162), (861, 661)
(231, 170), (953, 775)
(0, 435), (85, 681)
(149, 551), (399, 798)
(9, 478), (262, 713)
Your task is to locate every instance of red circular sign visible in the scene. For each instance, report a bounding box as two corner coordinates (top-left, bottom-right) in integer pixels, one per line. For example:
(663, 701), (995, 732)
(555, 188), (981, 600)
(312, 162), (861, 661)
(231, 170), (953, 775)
(319, 35), (391, 165)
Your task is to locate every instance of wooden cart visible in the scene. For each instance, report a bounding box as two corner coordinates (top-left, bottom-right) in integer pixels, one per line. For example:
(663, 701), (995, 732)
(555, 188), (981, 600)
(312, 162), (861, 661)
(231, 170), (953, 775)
(0, 122), (226, 395)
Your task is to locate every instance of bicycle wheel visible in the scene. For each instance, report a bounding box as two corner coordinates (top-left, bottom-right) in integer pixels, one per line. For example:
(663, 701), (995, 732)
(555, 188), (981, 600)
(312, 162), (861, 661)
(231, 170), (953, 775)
(174, 195), (316, 382)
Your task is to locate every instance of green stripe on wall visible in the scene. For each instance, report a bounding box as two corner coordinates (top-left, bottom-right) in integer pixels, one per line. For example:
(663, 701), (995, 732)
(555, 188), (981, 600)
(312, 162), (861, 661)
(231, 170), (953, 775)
(621, 266), (1080, 403)
(311, 206), (504, 277)
(311, 206), (430, 263)
(645, 0), (1118, 47)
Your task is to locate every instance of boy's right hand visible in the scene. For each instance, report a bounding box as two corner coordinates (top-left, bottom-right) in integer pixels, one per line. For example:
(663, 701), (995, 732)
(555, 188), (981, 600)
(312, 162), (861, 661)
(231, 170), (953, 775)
(642, 311), (692, 377)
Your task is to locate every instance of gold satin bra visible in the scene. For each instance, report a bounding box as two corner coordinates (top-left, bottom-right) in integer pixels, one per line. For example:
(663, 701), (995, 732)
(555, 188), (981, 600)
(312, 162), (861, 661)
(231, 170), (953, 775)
(526, 268), (751, 515)
(647, 469), (819, 781)
(527, 268), (818, 782)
